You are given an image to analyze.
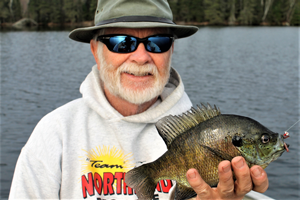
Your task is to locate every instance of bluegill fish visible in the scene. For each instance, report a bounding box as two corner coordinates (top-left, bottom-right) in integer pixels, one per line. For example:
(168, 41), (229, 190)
(125, 104), (289, 200)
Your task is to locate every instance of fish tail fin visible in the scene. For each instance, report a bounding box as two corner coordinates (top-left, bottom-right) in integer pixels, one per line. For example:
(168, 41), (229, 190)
(125, 164), (157, 200)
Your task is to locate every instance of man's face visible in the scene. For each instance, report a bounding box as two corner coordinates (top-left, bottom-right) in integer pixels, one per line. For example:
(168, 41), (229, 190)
(95, 28), (174, 105)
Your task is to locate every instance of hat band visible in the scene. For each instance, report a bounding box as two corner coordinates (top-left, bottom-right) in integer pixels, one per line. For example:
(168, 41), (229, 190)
(95, 16), (175, 26)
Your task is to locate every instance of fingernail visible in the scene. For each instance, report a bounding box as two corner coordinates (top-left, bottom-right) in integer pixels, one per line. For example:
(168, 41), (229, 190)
(188, 171), (196, 179)
(252, 167), (262, 178)
(235, 157), (244, 168)
(222, 164), (231, 173)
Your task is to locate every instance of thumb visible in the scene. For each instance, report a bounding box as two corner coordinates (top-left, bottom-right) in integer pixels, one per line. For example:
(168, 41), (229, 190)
(186, 168), (213, 199)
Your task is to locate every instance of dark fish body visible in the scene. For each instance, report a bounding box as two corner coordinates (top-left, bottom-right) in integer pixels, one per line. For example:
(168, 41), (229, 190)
(125, 104), (288, 200)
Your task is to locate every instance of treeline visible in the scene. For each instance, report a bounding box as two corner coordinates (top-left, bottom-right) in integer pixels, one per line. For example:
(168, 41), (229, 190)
(169, 0), (300, 25)
(0, 0), (98, 26)
(1, 0), (299, 27)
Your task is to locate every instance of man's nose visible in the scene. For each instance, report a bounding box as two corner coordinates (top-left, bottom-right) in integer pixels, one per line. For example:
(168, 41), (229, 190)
(128, 43), (152, 65)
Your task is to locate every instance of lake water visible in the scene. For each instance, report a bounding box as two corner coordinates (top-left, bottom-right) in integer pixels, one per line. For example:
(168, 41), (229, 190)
(1, 27), (299, 199)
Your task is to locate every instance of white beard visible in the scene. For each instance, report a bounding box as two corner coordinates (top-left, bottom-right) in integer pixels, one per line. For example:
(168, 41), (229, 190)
(97, 43), (171, 105)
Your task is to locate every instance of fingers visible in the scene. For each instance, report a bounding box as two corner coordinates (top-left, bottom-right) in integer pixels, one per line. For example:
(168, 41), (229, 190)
(186, 168), (213, 199)
(217, 160), (235, 198)
(250, 166), (269, 193)
(186, 157), (269, 200)
(231, 157), (253, 196)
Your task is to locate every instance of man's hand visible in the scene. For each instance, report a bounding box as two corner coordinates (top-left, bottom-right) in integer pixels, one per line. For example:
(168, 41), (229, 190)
(186, 156), (269, 200)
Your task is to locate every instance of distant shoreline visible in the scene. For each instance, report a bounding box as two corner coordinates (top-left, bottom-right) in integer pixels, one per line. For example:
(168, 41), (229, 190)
(1, 20), (296, 31)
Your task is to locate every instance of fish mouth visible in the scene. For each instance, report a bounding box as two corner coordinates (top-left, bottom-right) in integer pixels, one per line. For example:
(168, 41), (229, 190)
(258, 136), (287, 166)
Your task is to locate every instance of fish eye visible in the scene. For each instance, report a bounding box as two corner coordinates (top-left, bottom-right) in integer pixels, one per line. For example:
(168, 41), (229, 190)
(261, 134), (270, 143)
(232, 135), (243, 147)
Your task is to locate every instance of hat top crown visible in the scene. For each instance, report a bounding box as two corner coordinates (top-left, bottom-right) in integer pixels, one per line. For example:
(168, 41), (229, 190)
(94, 0), (173, 25)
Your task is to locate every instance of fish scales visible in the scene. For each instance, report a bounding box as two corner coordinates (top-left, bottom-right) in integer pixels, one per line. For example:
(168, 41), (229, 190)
(125, 104), (288, 200)
(139, 128), (225, 187)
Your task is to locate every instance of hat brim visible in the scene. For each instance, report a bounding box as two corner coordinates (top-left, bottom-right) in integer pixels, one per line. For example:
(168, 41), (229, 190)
(69, 22), (199, 43)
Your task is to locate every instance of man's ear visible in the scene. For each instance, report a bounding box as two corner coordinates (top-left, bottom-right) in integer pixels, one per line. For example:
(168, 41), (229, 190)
(90, 39), (101, 69)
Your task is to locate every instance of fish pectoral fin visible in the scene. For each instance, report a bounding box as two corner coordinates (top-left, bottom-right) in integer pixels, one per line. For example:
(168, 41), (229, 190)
(200, 144), (234, 161)
(174, 183), (197, 200)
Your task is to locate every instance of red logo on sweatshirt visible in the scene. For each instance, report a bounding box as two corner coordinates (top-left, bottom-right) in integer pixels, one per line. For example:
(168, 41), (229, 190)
(80, 146), (172, 199)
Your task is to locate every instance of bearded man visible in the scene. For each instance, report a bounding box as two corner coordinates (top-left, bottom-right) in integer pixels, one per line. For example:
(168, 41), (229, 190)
(9, 0), (269, 199)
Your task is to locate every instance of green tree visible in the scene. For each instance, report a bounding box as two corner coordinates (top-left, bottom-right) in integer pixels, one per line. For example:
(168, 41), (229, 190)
(28, 0), (52, 25)
(285, 0), (298, 24)
(238, 0), (256, 25)
(261, 0), (274, 23)
(204, 0), (225, 25)
(6, 0), (22, 22)
(89, 0), (98, 21)
(82, 0), (97, 21)
(89, 0), (97, 13)
(177, 0), (192, 22)
(251, 0), (264, 24)
(28, 0), (39, 22)
(190, 0), (205, 22)
(49, 0), (64, 24)
(169, 0), (205, 23)
(169, 0), (180, 21)
(0, 0), (11, 23)
(266, 0), (285, 25)
(290, 0), (300, 25)
(4, 0), (300, 26)
(64, 0), (83, 23)
(228, 0), (237, 25)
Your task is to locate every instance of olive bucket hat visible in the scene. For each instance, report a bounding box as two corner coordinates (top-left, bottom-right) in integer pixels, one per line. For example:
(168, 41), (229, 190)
(69, 0), (199, 43)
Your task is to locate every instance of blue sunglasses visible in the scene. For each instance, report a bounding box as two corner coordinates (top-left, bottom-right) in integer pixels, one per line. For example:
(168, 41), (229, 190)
(97, 34), (174, 53)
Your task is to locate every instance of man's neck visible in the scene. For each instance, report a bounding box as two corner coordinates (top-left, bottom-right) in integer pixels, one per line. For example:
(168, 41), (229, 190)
(103, 86), (158, 117)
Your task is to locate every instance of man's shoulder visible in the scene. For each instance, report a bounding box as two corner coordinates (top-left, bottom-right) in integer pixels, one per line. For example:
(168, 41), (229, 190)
(51, 98), (85, 114)
(40, 98), (89, 123)
(27, 98), (92, 140)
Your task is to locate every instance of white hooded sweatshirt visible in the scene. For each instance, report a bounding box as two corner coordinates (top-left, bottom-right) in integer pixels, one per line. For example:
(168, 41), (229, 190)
(9, 65), (192, 200)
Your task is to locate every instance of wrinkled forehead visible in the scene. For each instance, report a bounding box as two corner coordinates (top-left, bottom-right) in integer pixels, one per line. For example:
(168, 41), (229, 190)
(97, 27), (171, 37)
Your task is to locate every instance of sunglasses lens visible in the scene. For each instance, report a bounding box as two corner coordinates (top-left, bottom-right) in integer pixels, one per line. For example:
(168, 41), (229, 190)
(100, 35), (173, 53)
(108, 36), (137, 53)
(147, 36), (173, 53)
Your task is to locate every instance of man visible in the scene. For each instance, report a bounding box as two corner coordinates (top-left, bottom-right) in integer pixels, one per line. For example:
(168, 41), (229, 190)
(9, 0), (268, 199)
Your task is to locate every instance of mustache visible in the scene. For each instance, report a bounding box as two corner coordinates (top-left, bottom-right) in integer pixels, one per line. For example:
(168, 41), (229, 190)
(118, 63), (159, 77)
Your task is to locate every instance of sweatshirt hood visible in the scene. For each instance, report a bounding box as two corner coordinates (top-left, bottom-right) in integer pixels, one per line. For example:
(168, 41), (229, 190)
(80, 65), (192, 123)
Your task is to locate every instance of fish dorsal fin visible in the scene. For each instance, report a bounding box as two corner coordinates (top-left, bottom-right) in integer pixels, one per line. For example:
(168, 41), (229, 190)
(156, 103), (221, 148)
